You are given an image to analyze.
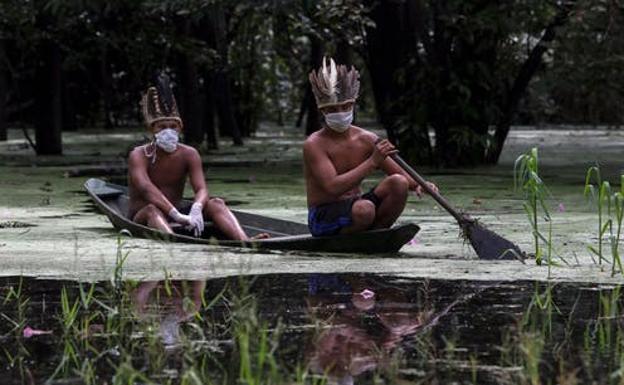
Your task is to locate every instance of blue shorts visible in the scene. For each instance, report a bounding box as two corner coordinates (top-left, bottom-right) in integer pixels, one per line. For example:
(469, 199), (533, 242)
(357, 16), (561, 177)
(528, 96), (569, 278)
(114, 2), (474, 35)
(308, 189), (382, 237)
(307, 274), (352, 295)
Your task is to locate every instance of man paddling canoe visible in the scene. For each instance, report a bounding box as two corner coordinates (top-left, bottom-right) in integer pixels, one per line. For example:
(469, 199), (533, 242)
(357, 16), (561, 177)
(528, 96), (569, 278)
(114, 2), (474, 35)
(304, 57), (438, 236)
(127, 74), (257, 240)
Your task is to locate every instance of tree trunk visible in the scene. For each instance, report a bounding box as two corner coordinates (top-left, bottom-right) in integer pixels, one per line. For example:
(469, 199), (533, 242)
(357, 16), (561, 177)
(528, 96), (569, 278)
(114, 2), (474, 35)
(234, 72), (255, 137)
(486, 5), (572, 164)
(177, 20), (203, 146)
(215, 73), (243, 145)
(34, 40), (63, 155)
(364, 0), (406, 144)
(296, 86), (310, 128)
(207, 3), (243, 145)
(203, 72), (218, 149)
(270, 49), (283, 127)
(179, 55), (203, 146)
(0, 39), (7, 142)
(99, 45), (114, 129)
(61, 72), (78, 132)
(305, 36), (323, 136)
(197, 17), (218, 149)
(334, 40), (352, 67)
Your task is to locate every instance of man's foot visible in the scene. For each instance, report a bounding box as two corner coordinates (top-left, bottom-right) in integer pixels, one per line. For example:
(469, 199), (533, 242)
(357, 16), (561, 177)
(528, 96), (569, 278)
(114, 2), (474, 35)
(250, 233), (271, 240)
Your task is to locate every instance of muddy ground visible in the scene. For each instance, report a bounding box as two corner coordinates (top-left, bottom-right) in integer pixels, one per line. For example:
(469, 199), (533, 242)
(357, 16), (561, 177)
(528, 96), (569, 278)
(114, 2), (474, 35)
(1, 123), (623, 283)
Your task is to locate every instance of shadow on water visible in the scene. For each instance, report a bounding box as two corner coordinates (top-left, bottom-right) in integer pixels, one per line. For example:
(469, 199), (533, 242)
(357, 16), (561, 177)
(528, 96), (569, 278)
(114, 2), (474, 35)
(1, 274), (624, 384)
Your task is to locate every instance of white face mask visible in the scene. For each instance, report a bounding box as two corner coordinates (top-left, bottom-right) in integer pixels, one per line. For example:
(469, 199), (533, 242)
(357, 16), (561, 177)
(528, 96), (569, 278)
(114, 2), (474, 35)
(155, 128), (179, 153)
(324, 110), (353, 133)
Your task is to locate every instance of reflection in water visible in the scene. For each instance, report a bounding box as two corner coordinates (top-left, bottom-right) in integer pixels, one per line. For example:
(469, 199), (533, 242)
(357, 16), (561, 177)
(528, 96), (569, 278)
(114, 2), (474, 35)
(133, 280), (205, 346)
(304, 274), (472, 384)
(2, 275), (624, 384)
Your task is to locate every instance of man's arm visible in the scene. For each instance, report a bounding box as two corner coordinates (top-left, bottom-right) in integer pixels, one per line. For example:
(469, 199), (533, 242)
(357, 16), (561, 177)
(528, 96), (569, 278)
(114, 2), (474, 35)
(186, 148), (208, 205)
(380, 157), (420, 190)
(128, 149), (177, 214)
(303, 139), (390, 197)
(377, 142), (439, 196)
(361, 133), (420, 191)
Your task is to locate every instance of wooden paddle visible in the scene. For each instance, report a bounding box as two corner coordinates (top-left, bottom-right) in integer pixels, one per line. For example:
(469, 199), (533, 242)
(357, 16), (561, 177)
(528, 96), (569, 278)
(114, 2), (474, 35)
(390, 153), (525, 261)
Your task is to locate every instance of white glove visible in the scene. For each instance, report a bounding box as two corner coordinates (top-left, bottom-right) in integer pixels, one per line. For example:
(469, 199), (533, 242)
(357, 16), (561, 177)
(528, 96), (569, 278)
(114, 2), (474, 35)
(168, 208), (192, 226)
(186, 203), (204, 237)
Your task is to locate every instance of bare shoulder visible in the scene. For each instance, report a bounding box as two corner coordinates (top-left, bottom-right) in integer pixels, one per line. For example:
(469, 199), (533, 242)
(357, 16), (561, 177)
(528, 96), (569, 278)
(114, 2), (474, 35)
(127, 146), (151, 177)
(178, 144), (201, 160)
(303, 131), (325, 152)
(351, 126), (377, 145)
(129, 144), (146, 155)
(128, 145), (148, 162)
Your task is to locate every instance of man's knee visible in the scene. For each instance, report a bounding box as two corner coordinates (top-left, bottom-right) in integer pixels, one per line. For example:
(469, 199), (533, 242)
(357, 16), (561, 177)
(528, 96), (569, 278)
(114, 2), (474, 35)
(144, 203), (162, 217)
(385, 174), (409, 194)
(352, 200), (376, 226)
(205, 197), (227, 214)
(135, 203), (165, 225)
(387, 174), (409, 190)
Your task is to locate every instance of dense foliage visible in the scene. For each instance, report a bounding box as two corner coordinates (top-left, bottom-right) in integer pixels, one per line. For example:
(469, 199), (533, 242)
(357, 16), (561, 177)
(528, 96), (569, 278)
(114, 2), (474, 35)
(0, 0), (622, 165)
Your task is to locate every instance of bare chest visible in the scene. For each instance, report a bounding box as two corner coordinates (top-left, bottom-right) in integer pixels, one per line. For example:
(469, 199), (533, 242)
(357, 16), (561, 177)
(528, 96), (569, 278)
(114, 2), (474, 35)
(325, 140), (372, 174)
(147, 155), (188, 187)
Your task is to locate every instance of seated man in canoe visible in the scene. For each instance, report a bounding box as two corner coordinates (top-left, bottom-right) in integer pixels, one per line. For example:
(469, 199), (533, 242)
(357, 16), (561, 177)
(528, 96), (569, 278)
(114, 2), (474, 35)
(303, 57), (438, 236)
(127, 74), (255, 240)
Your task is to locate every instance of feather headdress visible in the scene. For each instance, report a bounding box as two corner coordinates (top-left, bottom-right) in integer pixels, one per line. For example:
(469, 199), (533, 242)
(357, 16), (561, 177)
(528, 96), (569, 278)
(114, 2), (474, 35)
(140, 73), (183, 129)
(309, 57), (360, 109)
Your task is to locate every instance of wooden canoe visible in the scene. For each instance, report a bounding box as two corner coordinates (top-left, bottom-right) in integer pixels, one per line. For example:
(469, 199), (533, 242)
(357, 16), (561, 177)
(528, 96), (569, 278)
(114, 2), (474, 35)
(84, 178), (419, 254)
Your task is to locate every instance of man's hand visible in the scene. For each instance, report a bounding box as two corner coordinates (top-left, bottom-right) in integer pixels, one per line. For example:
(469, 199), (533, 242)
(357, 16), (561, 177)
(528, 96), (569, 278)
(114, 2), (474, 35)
(414, 181), (439, 198)
(372, 139), (398, 167)
(186, 203), (205, 237)
(168, 208), (192, 226)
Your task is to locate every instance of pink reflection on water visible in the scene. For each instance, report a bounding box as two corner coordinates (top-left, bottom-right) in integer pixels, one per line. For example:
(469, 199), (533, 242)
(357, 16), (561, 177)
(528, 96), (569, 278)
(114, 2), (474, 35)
(360, 289), (375, 300)
(406, 237), (420, 246)
(23, 326), (52, 338)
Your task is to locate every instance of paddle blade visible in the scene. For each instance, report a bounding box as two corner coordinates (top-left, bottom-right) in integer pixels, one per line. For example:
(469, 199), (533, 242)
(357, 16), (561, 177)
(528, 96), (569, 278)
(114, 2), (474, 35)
(464, 222), (525, 261)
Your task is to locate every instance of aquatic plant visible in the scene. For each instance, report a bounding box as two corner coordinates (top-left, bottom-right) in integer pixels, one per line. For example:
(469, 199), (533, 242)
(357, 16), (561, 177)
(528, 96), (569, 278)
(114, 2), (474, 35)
(514, 147), (565, 268)
(112, 357), (153, 385)
(607, 176), (624, 276)
(60, 286), (81, 371)
(578, 285), (624, 383)
(78, 281), (96, 310)
(60, 286), (81, 332)
(1, 277), (30, 382)
(584, 166), (612, 265)
(227, 279), (281, 385)
(597, 286), (620, 353)
(77, 357), (97, 385)
(523, 282), (560, 339)
(294, 364), (328, 385)
(584, 167), (624, 276)
(113, 232), (131, 290)
(1, 277), (27, 335)
(469, 354), (479, 385)
(520, 331), (545, 385)
(180, 368), (209, 385)
(515, 147), (543, 262)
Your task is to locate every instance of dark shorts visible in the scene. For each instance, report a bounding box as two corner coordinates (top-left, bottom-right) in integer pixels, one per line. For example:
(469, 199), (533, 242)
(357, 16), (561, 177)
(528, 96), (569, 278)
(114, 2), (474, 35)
(308, 188), (382, 237)
(307, 274), (352, 295)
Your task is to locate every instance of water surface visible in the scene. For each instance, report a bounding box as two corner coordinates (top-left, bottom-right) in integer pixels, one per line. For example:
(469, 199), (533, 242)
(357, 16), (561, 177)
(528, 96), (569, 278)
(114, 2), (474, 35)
(1, 274), (623, 384)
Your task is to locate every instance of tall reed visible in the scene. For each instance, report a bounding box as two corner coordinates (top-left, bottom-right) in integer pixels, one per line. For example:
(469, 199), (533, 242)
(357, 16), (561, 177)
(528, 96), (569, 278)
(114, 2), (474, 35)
(1, 278), (30, 381)
(584, 166), (624, 275)
(584, 166), (612, 265)
(609, 176), (624, 276)
(515, 148), (559, 267)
